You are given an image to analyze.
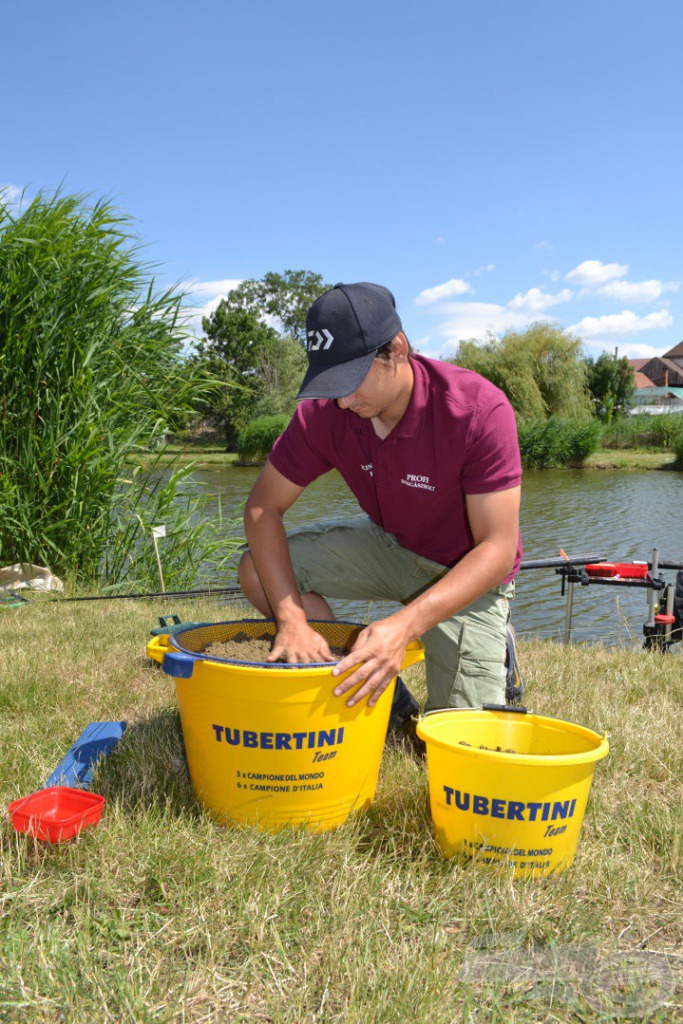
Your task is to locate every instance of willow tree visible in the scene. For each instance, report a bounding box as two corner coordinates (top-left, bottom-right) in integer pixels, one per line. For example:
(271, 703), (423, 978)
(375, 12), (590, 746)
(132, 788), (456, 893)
(453, 324), (592, 421)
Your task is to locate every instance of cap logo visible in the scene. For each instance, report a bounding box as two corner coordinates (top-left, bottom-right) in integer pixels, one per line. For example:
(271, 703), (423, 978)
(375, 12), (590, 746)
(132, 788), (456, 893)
(307, 328), (334, 351)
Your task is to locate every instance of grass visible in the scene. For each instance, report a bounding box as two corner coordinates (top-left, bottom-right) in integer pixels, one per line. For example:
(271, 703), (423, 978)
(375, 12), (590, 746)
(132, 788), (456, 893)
(149, 435), (683, 473)
(581, 449), (682, 470)
(1, 597), (682, 1022)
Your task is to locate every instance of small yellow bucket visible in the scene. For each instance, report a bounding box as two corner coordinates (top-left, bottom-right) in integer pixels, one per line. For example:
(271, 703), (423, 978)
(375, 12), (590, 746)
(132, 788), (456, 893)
(416, 706), (609, 877)
(161, 619), (424, 832)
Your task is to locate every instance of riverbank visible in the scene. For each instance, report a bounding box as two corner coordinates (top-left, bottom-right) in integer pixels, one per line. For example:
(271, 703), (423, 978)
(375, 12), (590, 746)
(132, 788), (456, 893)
(143, 442), (681, 472)
(581, 448), (681, 470)
(2, 595), (681, 1021)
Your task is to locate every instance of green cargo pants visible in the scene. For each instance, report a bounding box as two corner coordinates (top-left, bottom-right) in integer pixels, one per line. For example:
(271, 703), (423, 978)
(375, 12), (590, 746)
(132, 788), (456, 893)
(286, 515), (514, 710)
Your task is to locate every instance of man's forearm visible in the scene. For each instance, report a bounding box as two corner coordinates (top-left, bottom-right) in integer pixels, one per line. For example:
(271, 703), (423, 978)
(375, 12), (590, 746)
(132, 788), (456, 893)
(244, 507), (308, 627)
(391, 538), (515, 644)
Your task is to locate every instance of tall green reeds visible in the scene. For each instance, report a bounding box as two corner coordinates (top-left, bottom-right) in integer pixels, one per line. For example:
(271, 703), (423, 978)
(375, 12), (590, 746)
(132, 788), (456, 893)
(674, 430), (683, 465)
(0, 191), (237, 588)
(600, 412), (683, 450)
(517, 417), (601, 469)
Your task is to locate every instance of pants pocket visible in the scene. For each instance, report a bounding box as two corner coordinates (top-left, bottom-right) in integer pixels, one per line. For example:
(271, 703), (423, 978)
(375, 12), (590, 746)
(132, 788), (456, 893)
(447, 620), (506, 709)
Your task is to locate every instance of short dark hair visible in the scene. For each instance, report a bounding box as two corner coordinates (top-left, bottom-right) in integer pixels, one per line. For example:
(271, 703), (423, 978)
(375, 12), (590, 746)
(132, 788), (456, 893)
(374, 334), (414, 361)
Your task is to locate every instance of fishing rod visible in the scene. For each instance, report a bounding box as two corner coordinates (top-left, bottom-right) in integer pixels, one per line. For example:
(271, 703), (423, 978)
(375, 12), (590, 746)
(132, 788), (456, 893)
(7, 550), (681, 653)
(52, 585), (244, 604)
(32, 557), (606, 605)
(519, 553), (605, 570)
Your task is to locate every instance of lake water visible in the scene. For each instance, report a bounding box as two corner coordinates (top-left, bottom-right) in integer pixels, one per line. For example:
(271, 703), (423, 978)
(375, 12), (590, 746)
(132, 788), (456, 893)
(190, 463), (683, 645)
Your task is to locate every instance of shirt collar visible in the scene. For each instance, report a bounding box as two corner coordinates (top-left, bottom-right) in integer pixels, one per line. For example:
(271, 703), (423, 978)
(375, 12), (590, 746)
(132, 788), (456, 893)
(346, 355), (428, 440)
(389, 356), (428, 438)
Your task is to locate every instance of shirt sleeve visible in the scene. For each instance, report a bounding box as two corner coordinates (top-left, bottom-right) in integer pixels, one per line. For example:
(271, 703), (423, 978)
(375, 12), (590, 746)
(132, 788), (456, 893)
(269, 402), (335, 487)
(461, 394), (522, 494)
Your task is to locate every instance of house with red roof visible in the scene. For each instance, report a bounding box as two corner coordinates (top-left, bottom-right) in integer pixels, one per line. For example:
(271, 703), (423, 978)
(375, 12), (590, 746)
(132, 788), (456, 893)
(629, 342), (683, 389)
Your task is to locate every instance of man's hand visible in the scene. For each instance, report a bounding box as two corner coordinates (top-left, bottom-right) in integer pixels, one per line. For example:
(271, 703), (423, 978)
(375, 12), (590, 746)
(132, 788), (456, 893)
(267, 620), (335, 665)
(331, 616), (409, 707)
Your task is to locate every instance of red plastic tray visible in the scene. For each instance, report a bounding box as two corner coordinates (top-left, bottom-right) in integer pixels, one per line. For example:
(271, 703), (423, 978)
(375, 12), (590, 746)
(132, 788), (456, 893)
(585, 562), (649, 580)
(8, 787), (105, 842)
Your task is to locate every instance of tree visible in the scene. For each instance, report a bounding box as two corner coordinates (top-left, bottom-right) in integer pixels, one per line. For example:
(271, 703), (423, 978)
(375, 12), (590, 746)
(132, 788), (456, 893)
(453, 324), (592, 420)
(250, 333), (308, 420)
(222, 270), (329, 345)
(192, 306), (278, 448)
(585, 352), (635, 422)
(194, 270), (326, 444)
(194, 302), (308, 447)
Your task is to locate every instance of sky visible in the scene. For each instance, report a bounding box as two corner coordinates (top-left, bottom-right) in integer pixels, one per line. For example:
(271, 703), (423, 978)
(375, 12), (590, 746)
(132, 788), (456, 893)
(3, 0), (683, 360)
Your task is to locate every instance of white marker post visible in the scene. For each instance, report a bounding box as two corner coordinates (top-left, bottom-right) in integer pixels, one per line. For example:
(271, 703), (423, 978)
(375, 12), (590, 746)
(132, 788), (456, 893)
(151, 525), (166, 593)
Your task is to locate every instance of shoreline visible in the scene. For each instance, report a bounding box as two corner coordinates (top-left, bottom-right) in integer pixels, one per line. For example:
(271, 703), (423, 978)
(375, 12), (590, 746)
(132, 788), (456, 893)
(136, 445), (682, 473)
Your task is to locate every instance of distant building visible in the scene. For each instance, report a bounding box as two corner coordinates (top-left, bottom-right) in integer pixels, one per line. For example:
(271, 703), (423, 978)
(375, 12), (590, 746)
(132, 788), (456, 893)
(629, 342), (683, 388)
(630, 387), (683, 415)
(628, 342), (683, 414)
(634, 370), (655, 390)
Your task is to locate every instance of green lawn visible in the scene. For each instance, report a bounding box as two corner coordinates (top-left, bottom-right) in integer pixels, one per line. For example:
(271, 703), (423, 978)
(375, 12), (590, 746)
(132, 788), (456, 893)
(1, 597), (681, 1022)
(140, 442), (682, 473)
(582, 449), (681, 471)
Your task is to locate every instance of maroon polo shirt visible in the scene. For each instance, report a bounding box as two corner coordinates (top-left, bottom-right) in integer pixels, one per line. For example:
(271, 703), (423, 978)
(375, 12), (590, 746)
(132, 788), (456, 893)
(269, 355), (522, 582)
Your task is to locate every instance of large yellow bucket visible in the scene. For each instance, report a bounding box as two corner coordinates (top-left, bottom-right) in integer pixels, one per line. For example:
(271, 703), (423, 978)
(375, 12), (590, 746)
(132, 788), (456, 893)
(161, 619), (424, 831)
(416, 707), (609, 877)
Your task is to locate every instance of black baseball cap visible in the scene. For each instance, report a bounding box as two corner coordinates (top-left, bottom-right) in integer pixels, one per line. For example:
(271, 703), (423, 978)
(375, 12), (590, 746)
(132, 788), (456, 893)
(297, 282), (403, 400)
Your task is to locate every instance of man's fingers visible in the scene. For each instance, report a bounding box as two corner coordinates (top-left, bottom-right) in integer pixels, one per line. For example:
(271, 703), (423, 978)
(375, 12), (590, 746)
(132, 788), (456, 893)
(267, 639), (336, 664)
(343, 671), (392, 708)
(266, 643), (287, 663)
(333, 657), (394, 707)
(332, 645), (368, 678)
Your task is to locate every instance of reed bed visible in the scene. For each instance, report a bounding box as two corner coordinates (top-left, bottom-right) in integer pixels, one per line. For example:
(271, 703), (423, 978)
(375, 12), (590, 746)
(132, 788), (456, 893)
(516, 418), (601, 469)
(0, 192), (234, 590)
(600, 414), (683, 452)
(1, 597), (681, 1023)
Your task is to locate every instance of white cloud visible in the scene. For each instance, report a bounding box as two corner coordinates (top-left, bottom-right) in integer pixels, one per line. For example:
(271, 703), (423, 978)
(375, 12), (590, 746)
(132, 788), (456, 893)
(415, 278), (474, 306)
(508, 287), (573, 313)
(420, 287), (570, 353)
(535, 241), (553, 251)
(185, 278), (242, 297)
(181, 278), (243, 336)
(597, 278), (678, 303)
(563, 259), (679, 305)
(566, 260), (628, 288)
(474, 264), (495, 275)
(1, 183), (27, 212)
(415, 260), (681, 357)
(612, 342), (670, 359)
(569, 309), (674, 344)
(434, 302), (546, 349)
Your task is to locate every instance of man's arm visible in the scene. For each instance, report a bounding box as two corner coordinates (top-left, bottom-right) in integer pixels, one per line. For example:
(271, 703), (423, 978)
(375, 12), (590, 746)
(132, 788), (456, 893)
(332, 485), (521, 706)
(243, 461), (335, 663)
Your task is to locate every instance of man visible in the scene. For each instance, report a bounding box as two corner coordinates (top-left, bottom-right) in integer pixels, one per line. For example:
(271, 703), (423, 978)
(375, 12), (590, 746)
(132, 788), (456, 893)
(238, 282), (522, 726)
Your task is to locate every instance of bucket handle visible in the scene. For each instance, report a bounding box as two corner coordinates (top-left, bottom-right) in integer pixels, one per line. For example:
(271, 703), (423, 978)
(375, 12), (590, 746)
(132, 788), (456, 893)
(162, 651), (197, 679)
(482, 703), (528, 714)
